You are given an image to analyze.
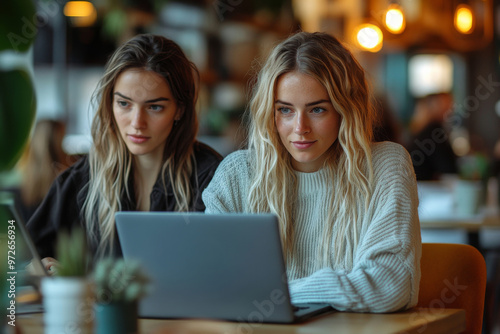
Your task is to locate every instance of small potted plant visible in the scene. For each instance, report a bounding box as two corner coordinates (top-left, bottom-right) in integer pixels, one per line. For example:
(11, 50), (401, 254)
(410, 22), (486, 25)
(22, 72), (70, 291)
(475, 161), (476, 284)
(455, 153), (489, 215)
(41, 228), (93, 334)
(93, 258), (149, 334)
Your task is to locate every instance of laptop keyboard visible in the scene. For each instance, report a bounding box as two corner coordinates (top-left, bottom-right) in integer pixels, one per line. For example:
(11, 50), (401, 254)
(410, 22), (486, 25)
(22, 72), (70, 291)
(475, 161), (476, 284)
(292, 305), (310, 312)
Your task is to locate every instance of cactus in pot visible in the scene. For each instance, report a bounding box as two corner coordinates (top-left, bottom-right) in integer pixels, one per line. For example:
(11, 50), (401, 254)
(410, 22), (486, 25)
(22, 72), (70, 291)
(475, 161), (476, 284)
(93, 258), (149, 334)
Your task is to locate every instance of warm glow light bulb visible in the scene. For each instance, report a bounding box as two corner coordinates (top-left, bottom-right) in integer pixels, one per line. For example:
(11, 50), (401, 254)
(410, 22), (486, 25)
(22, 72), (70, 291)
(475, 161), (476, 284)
(454, 4), (474, 34)
(64, 1), (97, 27)
(64, 1), (95, 17)
(356, 24), (383, 52)
(385, 4), (405, 34)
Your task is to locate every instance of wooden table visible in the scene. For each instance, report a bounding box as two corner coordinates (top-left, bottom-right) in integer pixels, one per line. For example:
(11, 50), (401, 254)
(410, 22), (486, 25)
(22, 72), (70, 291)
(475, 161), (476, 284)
(16, 308), (465, 334)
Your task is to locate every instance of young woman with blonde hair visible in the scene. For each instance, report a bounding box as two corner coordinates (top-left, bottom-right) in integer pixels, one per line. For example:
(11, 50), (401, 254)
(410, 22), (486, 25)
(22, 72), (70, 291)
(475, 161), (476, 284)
(202, 32), (421, 312)
(28, 34), (222, 268)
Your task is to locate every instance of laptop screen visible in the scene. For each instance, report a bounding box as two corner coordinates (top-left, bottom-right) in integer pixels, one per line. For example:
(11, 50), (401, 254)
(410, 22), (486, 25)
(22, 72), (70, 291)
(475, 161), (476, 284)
(0, 192), (48, 282)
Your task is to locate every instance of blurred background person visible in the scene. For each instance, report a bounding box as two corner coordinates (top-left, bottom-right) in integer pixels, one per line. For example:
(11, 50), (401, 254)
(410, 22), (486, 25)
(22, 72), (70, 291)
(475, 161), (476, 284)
(406, 92), (458, 180)
(372, 95), (403, 144)
(8, 119), (73, 222)
(494, 138), (500, 208)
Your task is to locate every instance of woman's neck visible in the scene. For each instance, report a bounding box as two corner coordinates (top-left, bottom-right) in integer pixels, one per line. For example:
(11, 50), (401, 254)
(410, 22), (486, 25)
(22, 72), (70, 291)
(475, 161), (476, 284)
(133, 154), (163, 211)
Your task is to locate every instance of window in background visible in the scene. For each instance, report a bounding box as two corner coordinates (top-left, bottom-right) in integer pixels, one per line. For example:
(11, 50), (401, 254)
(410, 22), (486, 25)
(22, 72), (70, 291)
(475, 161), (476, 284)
(408, 54), (454, 98)
(33, 66), (102, 155)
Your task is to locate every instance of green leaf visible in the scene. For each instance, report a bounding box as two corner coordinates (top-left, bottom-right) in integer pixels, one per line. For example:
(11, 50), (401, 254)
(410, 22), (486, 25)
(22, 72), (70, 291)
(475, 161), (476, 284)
(56, 228), (89, 277)
(0, 0), (37, 52)
(0, 69), (36, 171)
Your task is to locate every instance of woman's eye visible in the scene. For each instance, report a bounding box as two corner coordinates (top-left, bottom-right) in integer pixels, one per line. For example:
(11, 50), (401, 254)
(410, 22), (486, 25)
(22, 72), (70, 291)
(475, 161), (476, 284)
(278, 107), (292, 114)
(311, 107), (326, 114)
(149, 105), (163, 112)
(117, 100), (129, 108)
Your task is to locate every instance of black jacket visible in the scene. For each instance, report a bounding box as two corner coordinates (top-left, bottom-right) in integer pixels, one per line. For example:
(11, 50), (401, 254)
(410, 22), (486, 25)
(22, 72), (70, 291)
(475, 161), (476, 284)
(26, 141), (222, 258)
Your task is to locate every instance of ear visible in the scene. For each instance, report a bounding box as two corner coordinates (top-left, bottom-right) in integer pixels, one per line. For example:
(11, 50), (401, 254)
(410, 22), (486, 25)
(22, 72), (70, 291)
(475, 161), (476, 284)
(175, 105), (184, 121)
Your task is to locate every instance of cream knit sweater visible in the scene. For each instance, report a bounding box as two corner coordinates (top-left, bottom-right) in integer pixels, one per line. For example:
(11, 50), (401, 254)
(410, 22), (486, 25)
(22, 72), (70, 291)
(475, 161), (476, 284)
(202, 142), (421, 312)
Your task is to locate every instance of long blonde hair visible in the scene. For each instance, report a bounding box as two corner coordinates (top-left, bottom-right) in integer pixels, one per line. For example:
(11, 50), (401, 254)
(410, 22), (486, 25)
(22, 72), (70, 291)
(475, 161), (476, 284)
(83, 34), (199, 257)
(247, 32), (375, 270)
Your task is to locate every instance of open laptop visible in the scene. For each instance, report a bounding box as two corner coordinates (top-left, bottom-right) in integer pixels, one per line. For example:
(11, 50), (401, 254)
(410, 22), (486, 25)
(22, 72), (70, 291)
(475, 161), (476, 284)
(115, 212), (333, 323)
(0, 195), (48, 313)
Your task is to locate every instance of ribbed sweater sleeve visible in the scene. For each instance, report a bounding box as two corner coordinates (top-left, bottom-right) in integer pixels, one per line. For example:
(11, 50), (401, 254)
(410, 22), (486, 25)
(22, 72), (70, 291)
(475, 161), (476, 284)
(202, 142), (421, 313)
(202, 150), (250, 213)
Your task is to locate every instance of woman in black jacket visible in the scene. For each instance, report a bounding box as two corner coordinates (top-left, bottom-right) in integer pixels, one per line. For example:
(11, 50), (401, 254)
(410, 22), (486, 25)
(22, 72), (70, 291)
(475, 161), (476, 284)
(27, 34), (222, 269)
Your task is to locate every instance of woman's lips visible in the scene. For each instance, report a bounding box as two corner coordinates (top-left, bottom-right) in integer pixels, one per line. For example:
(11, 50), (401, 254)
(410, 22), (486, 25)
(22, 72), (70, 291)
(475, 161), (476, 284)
(128, 135), (150, 144)
(292, 141), (316, 149)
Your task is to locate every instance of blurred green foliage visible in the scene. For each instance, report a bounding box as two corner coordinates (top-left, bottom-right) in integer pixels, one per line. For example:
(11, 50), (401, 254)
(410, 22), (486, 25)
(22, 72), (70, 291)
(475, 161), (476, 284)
(0, 1), (37, 52)
(458, 153), (490, 181)
(94, 258), (149, 303)
(0, 70), (36, 171)
(56, 228), (90, 277)
(102, 8), (128, 41)
(1, 1), (37, 330)
(0, 0), (37, 172)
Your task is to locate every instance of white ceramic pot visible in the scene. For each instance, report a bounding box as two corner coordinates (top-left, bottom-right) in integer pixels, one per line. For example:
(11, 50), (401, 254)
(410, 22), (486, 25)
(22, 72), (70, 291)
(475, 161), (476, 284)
(41, 277), (93, 334)
(454, 180), (483, 216)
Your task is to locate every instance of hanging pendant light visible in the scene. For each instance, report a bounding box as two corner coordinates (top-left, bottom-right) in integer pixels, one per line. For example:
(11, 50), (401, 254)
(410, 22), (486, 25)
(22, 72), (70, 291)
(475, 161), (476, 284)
(385, 3), (406, 34)
(64, 1), (97, 27)
(355, 23), (383, 52)
(454, 4), (474, 34)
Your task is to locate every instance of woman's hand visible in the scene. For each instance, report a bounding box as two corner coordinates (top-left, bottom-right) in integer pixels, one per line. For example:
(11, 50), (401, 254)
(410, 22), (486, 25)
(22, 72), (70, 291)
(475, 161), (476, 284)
(41, 257), (59, 275)
(26, 257), (59, 276)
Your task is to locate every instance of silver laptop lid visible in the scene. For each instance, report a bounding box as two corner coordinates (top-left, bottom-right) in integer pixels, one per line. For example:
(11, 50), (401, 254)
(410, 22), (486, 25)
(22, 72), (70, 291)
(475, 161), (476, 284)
(115, 212), (297, 323)
(0, 194), (47, 278)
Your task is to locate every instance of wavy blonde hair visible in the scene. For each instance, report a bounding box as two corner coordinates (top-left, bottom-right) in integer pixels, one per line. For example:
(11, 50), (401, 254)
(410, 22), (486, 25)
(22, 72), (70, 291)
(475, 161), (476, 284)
(83, 34), (199, 257)
(247, 32), (375, 270)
